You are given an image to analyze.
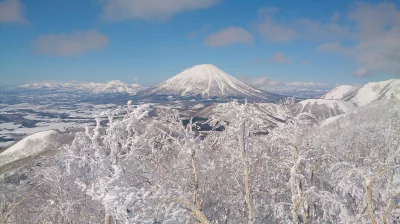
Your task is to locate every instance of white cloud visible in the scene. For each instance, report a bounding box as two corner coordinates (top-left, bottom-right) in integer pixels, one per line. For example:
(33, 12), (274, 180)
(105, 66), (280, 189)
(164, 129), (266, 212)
(269, 52), (291, 63)
(0, 0), (25, 23)
(240, 75), (326, 90)
(285, 82), (326, 88)
(241, 76), (282, 88)
(256, 8), (296, 42)
(317, 42), (351, 55)
(353, 68), (371, 78)
(204, 27), (253, 47)
(33, 30), (109, 57)
(255, 7), (351, 43)
(318, 2), (400, 77)
(101, 0), (220, 22)
(296, 18), (351, 41)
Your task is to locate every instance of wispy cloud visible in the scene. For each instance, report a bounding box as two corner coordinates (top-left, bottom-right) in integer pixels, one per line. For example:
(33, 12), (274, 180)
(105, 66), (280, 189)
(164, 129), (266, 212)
(101, 0), (220, 22)
(269, 52), (291, 63)
(240, 76), (282, 88)
(187, 25), (209, 39)
(204, 27), (253, 47)
(240, 75), (326, 89)
(33, 30), (109, 57)
(256, 7), (296, 42)
(252, 52), (291, 64)
(0, 0), (26, 23)
(285, 81), (326, 88)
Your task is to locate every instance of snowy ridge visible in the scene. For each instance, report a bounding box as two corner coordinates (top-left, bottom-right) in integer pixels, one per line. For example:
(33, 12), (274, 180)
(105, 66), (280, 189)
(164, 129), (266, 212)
(147, 64), (270, 99)
(0, 130), (58, 166)
(343, 79), (400, 106)
(20, 80), (147, 95)
(320, 85), (357, 100)
(292, 99), (355, 120)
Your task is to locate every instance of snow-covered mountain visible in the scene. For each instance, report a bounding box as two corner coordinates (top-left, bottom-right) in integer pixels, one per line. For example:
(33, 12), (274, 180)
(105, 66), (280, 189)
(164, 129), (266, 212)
(320, 79), (400, 107)
(320, 85), (357, 100)
(292, 99), (355, 120)
(291, 79), (400, 121)
(0, 130), (59, 166)
(20, 80), (147, 95)
(342, 79), (400, 107)
(146, 64), (272, 100)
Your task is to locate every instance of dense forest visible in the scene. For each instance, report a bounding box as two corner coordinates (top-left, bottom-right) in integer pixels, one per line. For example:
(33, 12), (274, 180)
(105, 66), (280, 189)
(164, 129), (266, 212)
(1, 99), (399, 224)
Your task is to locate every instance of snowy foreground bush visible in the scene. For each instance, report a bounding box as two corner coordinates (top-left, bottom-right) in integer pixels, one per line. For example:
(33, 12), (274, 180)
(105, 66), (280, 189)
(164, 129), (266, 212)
(1, 100), (399, 224)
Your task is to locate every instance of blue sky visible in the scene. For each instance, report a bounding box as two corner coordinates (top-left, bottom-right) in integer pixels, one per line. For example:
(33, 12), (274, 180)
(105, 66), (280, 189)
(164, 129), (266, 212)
(1, 0), (399, 89)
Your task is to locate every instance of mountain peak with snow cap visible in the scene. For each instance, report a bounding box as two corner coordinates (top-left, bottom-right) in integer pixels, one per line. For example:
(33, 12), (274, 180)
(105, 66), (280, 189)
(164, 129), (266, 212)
(147, 64), (272, 100)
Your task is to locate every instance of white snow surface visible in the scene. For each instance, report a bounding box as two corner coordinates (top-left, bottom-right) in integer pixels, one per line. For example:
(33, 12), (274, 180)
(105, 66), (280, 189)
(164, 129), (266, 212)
(196, 102), (289, 132)
(320, 85), (357, 100)
(20, 80), (147, 95)
(292, 99), (355, 120)
(0, 130), (61, 167)
(1, 130), (57, 156)
(148, 64), (268, 99)
(343, 79), (400, 107)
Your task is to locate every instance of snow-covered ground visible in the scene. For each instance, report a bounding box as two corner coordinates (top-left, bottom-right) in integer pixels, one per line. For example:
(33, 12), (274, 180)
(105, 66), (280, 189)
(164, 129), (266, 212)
(0, 102), (115, 148)
(320, 85), (357, 100)
(345, 79), (400, 106)
(0, 130), (59, 166)
(292, 99), (355, 120)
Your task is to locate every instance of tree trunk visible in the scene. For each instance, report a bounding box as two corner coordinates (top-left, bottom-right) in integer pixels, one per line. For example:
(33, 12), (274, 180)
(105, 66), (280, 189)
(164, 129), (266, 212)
(191, 151), (201, 211)
(105, 214), (111, 224)
(366, 183), (377, 224)
(240, 121), (254, 224)
(290, 166), (298, 224)
(383, 198), (393, 224)
(297, 180), (309, 224)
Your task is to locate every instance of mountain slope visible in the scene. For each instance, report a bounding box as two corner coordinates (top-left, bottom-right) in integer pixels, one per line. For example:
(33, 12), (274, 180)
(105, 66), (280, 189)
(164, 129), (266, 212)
(0, 130), (59, 167)
(291, 99), (355, 120)
(147, 64), (270, 100)
(20, 80), (147, 95)
(320, 85), (357, 100)
(342, 79), (400, 107)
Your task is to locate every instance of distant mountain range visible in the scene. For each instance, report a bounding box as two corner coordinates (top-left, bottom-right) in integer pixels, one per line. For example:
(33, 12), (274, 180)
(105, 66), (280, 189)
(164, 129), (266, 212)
(19, 80), (147, 95)
(15, 65), (400, 108)
(17, 64), (281, 101)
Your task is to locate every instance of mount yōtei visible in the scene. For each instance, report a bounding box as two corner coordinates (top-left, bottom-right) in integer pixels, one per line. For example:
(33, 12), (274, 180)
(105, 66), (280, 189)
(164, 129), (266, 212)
(146, 64), (273, 100)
